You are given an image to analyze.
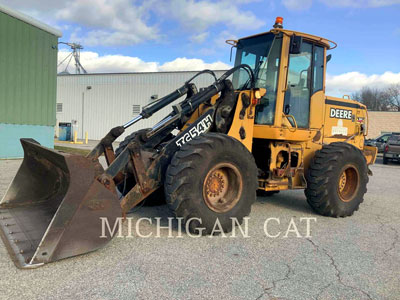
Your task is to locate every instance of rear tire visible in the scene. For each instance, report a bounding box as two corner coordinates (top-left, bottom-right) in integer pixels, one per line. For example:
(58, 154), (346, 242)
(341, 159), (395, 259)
(164, 133), (258, 234)
(305, 142), (368, 217)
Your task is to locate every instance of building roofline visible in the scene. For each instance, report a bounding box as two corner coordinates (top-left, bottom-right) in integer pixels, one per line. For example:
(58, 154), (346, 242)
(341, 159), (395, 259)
(0, 3), (62, 37)
(57, 70), (230, 76)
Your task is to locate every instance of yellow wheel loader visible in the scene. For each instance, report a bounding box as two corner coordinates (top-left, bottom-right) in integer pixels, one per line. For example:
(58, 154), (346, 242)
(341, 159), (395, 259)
(0, 17), (377, 268)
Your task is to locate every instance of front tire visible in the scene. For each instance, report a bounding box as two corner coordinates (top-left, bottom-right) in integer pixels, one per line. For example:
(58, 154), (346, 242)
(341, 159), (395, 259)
(164, 133), (258, 234)
(305, 142), (368, 217)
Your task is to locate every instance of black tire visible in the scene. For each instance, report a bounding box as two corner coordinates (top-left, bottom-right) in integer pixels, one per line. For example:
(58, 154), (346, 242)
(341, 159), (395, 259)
(305, 142), (368, 217)
(256, 190), (280, 197)
(383, 156), (389, 165)
(164, 133), (258, 234)
(115, 129), (165, 206)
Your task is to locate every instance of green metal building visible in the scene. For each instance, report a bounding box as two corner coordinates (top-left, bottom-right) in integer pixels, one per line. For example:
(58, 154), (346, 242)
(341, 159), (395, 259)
(0, 4), (61, 158)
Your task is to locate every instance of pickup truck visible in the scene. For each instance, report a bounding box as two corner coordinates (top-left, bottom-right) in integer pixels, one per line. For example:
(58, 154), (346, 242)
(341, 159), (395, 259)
(383, 133), (400, 164)
(365, 133), (392, 153)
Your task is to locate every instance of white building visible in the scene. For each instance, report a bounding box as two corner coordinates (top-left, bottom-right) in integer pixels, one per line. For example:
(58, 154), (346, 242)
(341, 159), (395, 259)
(56, 70), (227, 141)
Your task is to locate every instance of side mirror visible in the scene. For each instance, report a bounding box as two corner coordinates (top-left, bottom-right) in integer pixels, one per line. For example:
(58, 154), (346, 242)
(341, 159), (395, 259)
(327, 54), (332, 62)
(289, 35), (302, 54)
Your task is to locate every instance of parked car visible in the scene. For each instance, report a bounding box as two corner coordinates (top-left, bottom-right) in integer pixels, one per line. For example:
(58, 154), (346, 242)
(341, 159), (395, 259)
(365, 133), (394, 153)
(383, 133), (400, 164)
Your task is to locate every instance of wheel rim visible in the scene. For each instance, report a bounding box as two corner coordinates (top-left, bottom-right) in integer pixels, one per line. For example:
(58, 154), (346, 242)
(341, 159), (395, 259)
(203, 163), (243, 213)
(337, 164), (359, 202)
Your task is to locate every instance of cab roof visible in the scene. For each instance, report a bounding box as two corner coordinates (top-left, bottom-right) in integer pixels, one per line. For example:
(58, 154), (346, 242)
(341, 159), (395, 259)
(230, 28), (337, 50)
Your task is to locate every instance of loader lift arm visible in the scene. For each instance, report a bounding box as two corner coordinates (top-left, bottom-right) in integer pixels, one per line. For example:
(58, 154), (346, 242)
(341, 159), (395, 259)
(88, 65), (254, 213)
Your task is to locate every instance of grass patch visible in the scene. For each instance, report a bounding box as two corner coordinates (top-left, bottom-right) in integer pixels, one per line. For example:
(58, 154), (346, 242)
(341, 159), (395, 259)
(54, 146), (91, 156)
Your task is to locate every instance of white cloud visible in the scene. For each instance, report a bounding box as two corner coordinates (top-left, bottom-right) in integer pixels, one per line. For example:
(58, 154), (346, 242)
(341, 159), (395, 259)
(161, 0), (265, 31)
(326, 71), (400, 96)
(0, 0), (64, 27)
(197, 30), (237, 56)
(3, 0), (265, 46)
(320, 0), (400, 7)
(159, 57), (230, 71)
(2, 0), (159, 46)
(282, 0), (313, 11)
(56, 0), (158, 46)
(57, 50), (230, 73)
(190, 32), (210, 44)
(231, 0), (262, 3)
(283, 0), (400, 10)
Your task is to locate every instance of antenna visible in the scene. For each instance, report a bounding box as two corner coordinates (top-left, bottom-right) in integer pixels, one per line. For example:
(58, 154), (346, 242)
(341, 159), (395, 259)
(58, 42), (88, 74)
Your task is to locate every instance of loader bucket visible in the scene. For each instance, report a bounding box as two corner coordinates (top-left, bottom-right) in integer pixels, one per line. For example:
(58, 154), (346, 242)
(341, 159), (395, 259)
(0, 139), (121, 268)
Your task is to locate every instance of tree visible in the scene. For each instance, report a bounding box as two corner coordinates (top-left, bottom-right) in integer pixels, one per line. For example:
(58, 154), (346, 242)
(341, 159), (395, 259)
(351, 87), (390, 111)
(384, 84), (400, 111)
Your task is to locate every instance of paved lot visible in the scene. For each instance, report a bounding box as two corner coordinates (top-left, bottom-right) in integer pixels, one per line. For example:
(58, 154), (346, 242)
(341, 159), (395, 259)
(0, 157), (399, 300)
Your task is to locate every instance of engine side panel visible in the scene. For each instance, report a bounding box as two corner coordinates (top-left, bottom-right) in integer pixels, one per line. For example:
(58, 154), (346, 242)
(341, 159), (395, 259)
(322, 96), (367, 150)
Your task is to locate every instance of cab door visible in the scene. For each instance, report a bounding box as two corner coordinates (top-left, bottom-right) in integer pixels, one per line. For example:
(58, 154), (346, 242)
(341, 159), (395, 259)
(283, 41), (325, 130)
(283, 42), (313, 128)
(252, 35), (326, 141)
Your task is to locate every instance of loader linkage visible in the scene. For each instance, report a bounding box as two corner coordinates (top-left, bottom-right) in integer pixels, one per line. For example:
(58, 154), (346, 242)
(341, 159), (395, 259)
(0, 65), (255, 268)
(87, 65), (253, 214)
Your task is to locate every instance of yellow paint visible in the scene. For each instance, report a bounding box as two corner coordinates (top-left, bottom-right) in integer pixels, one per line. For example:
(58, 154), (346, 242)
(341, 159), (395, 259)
(181, 94), (220, 131)
(183, 25), (377, 194)
(227, 90), (255, 151)
(69, 131), (83, 144)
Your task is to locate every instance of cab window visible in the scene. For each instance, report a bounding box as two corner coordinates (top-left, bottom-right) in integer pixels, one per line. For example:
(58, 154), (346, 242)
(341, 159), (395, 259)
(284, 42), (313, 128)
(233, 33), (282, 125)
(313, 46), (324, 92)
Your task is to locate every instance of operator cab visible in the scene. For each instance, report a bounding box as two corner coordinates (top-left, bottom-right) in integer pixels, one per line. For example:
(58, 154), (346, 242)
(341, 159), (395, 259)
(231, 17), (335, 131)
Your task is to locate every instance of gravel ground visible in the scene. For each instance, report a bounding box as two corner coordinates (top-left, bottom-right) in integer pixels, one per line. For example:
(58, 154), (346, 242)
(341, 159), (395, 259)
(0, 157), (399, 300)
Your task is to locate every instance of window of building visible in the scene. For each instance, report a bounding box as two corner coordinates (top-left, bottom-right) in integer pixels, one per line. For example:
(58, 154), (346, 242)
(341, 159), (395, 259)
(56, 103), (63, 113)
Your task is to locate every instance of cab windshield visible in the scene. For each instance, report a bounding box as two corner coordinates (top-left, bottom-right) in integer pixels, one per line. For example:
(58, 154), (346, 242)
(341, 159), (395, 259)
(232, 33), (282, 125)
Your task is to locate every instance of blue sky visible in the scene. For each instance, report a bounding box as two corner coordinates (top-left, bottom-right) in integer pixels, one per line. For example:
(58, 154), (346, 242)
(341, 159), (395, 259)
(2, 0), (400, 95)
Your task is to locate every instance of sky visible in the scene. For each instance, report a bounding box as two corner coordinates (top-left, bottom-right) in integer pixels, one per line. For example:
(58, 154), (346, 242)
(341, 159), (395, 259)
(2, 0), (400, 96)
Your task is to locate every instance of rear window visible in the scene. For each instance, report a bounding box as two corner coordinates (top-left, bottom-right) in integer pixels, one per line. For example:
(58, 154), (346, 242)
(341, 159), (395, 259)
(388, 135), (400, 144)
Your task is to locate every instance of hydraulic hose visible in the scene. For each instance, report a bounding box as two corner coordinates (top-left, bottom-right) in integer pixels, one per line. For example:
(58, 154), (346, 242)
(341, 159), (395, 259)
(140, 85), (189, 119)
(135, 69), (218, 120)
(218, 64), (255, 88)
(123, 66), (252, 130)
